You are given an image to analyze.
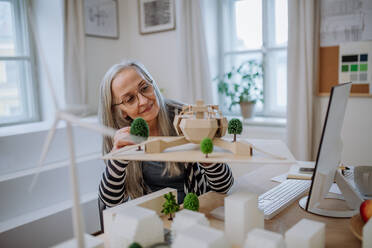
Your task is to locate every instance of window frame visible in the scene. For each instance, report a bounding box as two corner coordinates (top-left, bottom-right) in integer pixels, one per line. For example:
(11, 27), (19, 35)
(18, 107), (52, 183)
(0, 0), (39, 127)
(217, 0), (287, 118)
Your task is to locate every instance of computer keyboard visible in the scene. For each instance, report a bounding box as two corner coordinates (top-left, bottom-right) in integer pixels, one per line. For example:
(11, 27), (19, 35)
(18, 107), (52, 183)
(210, 179), (311, 221)
(258, 179), (311, 220)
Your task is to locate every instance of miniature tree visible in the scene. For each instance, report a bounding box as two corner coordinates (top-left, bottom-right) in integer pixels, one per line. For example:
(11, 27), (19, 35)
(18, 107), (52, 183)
(161, 192), (179, 220)
(183, 193), (199, 211)
(200, 138), (213, 158)
(228, 118), (243, 142)
(128, 242), (142, 248)
(130, 117), (149, 151)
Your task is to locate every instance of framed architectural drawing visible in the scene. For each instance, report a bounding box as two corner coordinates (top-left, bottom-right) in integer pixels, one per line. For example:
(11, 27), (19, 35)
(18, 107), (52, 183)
(138, 0), (176, 34)
(84, 0), (119, 39)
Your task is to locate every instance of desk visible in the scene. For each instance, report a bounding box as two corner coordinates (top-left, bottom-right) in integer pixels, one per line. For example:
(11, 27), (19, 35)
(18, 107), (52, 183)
(100, 140), (361, 248)
(167, 163), (359, 248)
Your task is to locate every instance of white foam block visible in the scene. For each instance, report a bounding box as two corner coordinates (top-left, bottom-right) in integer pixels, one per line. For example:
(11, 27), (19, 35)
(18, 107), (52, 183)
(172, 224), (230, 248)
(285, 218), (325, 248)
(225, 192), (264, 246)
(103, 188), (177, 246)
(171, 209), (209, 238)
(52, 233), (104, 248)
(363, 218), (372, 248)
(109, 206), (163, 248)
(244, 228), (285, 248)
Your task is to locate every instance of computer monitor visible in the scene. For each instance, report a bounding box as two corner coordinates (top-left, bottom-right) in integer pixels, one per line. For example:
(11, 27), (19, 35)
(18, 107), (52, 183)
(299, 82), (364, 218)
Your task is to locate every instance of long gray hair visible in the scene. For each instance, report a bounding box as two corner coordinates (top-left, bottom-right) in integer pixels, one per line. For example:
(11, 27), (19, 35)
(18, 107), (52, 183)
(98, 60), (183, 199)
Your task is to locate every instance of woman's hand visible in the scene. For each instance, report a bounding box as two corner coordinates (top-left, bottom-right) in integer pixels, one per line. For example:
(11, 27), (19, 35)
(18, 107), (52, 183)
(112, 127), (135, 151)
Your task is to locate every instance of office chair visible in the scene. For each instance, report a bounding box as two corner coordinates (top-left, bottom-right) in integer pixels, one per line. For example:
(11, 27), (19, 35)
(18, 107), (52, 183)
(98, 197), (106, 233)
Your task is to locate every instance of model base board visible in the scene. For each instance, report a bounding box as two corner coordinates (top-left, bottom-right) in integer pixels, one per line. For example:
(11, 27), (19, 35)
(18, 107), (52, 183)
(104, 138), (293, 164)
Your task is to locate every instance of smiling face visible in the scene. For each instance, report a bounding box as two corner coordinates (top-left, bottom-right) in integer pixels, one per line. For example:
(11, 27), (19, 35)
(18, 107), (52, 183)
(111, 67), (160, 124)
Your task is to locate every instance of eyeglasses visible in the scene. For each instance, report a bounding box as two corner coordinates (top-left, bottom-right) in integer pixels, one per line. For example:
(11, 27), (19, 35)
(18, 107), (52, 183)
(112, 81), (155, 109)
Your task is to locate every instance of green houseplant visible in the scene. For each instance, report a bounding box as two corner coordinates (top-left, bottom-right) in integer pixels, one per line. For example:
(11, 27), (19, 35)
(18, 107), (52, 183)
(216, 60), (263, 118)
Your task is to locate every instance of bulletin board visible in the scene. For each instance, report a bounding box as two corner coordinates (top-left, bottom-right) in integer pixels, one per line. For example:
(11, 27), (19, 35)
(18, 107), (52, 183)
(318, 0), (372, 96)
(318, 44), (372, 96)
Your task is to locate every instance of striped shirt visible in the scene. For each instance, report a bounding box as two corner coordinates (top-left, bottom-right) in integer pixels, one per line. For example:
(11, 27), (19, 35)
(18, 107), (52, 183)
(99, 159), (234, 207)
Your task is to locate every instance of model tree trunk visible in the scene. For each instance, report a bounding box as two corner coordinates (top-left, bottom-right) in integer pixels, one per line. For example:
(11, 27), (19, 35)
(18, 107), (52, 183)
(206, 153), (208, 158)
(137, 145), (141, 151)
(168, 213), (173, 221)
(233, 134), (236, 142)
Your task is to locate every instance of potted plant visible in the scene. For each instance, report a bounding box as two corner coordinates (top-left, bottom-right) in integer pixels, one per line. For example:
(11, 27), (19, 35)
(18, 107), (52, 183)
(216, 60), (263, 119)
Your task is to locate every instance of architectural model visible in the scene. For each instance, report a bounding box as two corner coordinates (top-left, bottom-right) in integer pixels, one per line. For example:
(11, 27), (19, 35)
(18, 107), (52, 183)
(172, 224), (230, 248)
(224, 192), (264, 246)
(103, 187), (177, 245)
(244, 228), (285, 248)
(108, 206), (163, 248)
(171, 209), (209, 238)
(104, 100), (291, 164)
(285, 219), (325, 248)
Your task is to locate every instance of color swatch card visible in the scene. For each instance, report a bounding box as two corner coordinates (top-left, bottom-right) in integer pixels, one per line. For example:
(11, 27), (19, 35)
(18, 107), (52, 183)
(339, 41), (372, 94)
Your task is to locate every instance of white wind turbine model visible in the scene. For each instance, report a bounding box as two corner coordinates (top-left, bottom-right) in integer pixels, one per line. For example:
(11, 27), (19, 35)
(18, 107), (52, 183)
(27, 6), (115, 248)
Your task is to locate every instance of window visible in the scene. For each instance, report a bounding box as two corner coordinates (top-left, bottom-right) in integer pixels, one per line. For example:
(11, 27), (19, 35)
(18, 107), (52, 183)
(0, 0), (38, 126)
(218, 0), (288, 117)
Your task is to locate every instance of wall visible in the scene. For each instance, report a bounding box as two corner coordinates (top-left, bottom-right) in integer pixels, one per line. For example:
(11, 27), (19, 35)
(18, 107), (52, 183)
(313, 0), (372, 165)
(85, 0), (189, 110)
(85, 1), (131, 112)
(313, 96), (372, 165)
(124, 0), (184, 101)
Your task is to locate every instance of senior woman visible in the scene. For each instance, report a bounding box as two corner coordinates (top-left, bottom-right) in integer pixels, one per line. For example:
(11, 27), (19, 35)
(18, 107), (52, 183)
(98, 61), (234, 209)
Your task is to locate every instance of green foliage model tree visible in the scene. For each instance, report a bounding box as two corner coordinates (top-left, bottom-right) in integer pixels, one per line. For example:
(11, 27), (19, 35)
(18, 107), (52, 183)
(183, 193), (199, 211)
(228, 118), (243, 142)
(130, 117), (149, 150)
(161, 192), (179, 220)
(200, 138), (213, 158)
(128, 242), (142, 248)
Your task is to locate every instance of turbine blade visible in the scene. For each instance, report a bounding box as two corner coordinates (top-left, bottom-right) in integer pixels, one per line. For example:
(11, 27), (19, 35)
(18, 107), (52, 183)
(59, 111), (116, 137)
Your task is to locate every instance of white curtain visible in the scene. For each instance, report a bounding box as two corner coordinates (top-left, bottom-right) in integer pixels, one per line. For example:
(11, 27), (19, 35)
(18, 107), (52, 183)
(64, 0), (87, 112)
(176, 0), (213, 104)
(287, 0), (320, 160)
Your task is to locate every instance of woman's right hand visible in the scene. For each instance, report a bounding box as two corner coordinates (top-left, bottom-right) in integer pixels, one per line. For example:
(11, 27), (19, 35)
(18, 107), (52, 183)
(112, 127), (135, 151)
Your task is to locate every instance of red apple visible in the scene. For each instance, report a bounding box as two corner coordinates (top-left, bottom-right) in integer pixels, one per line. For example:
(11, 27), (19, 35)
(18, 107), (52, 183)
(360, 200), (372, 223)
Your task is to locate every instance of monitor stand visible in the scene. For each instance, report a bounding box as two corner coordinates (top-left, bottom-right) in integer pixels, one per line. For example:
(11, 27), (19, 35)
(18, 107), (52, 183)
(299, 170), (364, 218)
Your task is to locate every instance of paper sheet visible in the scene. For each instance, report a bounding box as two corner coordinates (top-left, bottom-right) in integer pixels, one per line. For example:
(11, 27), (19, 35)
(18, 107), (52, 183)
(320, 0), (372, 47)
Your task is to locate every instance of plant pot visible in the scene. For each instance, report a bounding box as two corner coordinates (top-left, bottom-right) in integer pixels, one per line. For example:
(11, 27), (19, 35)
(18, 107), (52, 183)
(239, 101), (255, 119)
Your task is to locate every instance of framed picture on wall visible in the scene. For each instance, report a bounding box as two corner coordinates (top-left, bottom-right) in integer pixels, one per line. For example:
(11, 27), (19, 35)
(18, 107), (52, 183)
(84, 0), (119, 39)
(138, 0), (176, 35)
